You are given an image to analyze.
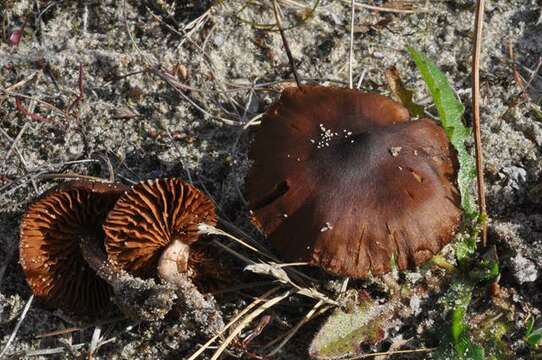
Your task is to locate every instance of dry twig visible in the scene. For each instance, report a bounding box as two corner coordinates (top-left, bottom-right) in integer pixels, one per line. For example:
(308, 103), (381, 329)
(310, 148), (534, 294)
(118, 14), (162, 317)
(272, 0), (302, 89)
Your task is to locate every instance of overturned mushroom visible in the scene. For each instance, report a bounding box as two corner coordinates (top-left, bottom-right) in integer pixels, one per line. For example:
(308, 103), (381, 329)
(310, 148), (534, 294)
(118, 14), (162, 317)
(246, 85), (462, 278)
(103, 178), (223, 334)
(19, 180), (175, 320)
(19, 181), (127, 316)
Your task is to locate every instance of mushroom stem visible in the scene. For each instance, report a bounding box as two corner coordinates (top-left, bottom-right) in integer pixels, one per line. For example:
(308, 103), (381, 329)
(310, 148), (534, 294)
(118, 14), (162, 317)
(80, 235), (121, 284)
(157, 238), (190, 286)
(172, 270), (225, 337)
(80, 236), (176, 321)
(157, 237), (225, 336)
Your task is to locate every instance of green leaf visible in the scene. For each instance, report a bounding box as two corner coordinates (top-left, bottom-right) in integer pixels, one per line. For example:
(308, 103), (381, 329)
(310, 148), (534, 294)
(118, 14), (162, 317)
(455, 213), (488, 265)
(309, 292), (402, 359)
(532, 105), (542, 122)
(455, 336), (486, 360)
(525, 318), (542, 348)
(407, 47), (477, 219)
(526, 317), (535, 337)
(469, 259), (499, 283)
(442, 281), (473, 341)
(434, 279), (486, 360)
(454, 234), (478, 266)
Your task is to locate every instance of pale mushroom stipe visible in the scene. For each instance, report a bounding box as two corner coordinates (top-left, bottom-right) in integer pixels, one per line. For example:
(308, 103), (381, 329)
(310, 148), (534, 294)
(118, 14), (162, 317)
(103, 178), (218, 283)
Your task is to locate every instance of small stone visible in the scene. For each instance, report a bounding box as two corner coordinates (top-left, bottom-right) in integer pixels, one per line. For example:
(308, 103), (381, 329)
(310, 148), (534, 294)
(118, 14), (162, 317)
(501, 166), (527, 190)
(511, 253), (538, 284)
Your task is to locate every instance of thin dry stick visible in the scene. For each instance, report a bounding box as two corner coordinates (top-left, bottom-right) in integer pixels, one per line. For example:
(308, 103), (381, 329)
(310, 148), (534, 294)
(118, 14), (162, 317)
(348, 0), (355, 89)
(210, 290), (294, 360)
(472, 0), (487, 246)
(0, 295), (34, 358)
(518, 56), (542, 97)
(272, 0), (302, 89)
(4, 122), (30, 162)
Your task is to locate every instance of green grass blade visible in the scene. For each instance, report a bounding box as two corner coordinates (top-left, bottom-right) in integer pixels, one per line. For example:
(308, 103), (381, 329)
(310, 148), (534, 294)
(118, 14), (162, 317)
(407, 47), (477, 219)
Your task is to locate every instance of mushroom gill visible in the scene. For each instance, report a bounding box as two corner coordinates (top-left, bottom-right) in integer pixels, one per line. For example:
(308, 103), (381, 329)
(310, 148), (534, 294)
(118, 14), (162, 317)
(19, 181), (127, 316)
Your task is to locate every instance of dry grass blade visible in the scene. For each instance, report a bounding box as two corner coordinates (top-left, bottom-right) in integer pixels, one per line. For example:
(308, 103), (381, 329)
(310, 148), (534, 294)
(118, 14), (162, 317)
(0, 71), (39, 106)
(471, 0), (487, 246)
(153, 70), (240, 126)
(36, 317), (125, 338)
(200, 224), (324, 288)
(243, 113), (263, 129)
(348, 1), (429, 14)
(88, 326), (101, 359)
(37, 173), (111, 182)
(0, 128), (39, 194)
(186, 287), (283, 360)
(210, 289), (294, 360)
(0, 295), (34, 358)
(25, 344), (86, 357)
(357, 68), (368, 89)
(344, 347), (436, 359)
(200, 224), (268, 258)
(211, 239), (338, 306)
(243, 263), (337, 305)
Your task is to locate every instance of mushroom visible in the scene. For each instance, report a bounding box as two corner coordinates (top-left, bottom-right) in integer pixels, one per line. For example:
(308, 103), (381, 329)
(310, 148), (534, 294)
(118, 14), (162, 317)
(19, 181), (127, 316)
(19, 180), (176, 320)
(79, 234), (176, 321)
(246, 85), (462, 279)
(103, 178), (224, 334)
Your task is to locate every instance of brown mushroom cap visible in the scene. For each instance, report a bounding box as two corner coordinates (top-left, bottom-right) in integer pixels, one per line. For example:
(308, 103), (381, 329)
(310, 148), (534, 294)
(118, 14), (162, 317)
(19, 181), (128, 315)
(103, 178), (217, 277)
(246, 85), (462, 278)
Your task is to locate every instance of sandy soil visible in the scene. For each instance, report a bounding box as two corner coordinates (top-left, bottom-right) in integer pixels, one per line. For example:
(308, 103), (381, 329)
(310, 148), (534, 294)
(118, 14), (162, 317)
(1, 0), (541, 359)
